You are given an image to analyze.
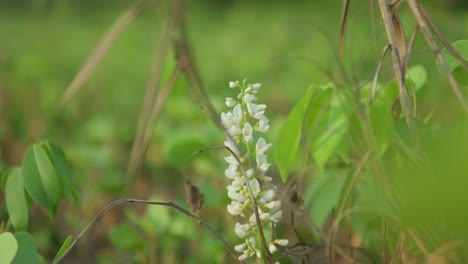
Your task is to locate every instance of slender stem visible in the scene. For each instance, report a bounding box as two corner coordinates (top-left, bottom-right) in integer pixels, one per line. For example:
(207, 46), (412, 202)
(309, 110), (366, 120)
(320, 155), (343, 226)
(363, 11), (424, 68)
(54, 198), (242, 263)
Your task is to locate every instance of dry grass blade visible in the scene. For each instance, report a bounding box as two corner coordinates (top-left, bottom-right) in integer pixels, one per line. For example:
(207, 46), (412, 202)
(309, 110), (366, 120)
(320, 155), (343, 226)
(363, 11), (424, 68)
(62, 0), (152, 103)
(418, 5), (468, 71)
(377, 0), (415, 130)
(391, 11), (407, 72)
(406, 0), (468, 113)
(172, 0), (223, 131)
(339, 0), (351, 59)
(126, 13), (173, 185)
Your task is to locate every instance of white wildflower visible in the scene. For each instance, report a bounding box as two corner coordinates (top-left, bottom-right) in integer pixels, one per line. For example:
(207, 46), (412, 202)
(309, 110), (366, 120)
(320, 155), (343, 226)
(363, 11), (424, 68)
(221, 80), (287, 261)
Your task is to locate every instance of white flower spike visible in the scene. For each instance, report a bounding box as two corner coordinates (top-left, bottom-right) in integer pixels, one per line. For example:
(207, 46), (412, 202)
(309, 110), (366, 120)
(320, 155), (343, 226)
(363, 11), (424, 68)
(221, 80), (288, 261)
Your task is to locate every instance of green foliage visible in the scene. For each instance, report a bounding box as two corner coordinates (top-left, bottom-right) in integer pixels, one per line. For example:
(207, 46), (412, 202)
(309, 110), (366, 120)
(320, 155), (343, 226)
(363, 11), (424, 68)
(21, 140), (77, 218)
(275, 87), (315, 181)
(436, 40), (468, 72)
(109, 223), (144, 251)
(304, 171), (345, 228)
(0, 1), (466, 262)
(12, 232), (40, 264)
(2, 167), (30, 231)
(0, 232), (18, 264)
(52, 236), (73, 264)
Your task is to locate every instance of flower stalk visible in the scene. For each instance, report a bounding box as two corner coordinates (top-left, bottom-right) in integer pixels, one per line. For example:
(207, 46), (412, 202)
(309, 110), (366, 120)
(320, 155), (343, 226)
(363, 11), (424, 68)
(221, 80), (288, 262)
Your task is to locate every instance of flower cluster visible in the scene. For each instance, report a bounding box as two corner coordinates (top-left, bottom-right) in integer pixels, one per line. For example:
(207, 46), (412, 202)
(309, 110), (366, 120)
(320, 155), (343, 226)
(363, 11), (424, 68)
(221, 80), (288, 261)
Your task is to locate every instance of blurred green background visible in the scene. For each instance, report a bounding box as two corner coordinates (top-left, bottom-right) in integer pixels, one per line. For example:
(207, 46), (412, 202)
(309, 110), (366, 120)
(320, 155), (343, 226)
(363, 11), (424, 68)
(0, 0), (467, 263)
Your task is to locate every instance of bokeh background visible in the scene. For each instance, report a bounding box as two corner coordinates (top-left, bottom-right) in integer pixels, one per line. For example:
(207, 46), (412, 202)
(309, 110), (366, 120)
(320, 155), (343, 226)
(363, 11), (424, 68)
(1, 0), (467, 263)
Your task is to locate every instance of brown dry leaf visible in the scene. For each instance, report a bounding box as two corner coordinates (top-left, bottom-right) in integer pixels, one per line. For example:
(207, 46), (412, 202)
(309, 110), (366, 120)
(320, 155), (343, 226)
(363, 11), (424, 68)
(185, 180), (205, 213)
(391, 11), (407, 71)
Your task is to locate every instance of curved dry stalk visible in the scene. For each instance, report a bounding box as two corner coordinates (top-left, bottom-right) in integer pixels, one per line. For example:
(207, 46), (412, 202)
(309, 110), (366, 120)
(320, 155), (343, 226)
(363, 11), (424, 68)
(372, 45), (392, 100)
(54, 198), (242, 264)
(62, 0), (153, 103)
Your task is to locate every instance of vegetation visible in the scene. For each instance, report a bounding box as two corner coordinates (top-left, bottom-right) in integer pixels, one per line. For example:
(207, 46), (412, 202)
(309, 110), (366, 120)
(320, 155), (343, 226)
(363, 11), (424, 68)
(1, 0), (467, 263)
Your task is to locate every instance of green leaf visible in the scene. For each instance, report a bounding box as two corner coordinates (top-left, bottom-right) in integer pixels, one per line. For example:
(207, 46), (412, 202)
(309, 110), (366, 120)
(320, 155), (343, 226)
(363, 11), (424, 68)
(109, 223), (144, 251)
(406, 65), (427, 91)
(452, 65), (468, 90)
(304, 172), (345, 228)
(275, 87), (315, 182)
(22, 143), (62, 218)
(41, 140), (80, 205)
(369, 97), (395, 155)
(311, 91), (350, 170)
(0, 232), (18, 264)
(12, 232), (39, 264)
(4, 167), (30, 231)
(52, 235), (73, 264)
(436, 40), (468, 73)
(163, 134), (206, 166)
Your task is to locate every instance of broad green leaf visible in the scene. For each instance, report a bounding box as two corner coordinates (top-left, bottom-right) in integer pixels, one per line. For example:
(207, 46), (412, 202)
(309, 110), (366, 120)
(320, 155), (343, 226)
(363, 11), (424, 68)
(378, 79), (400, 107)
(12, 232), (39, 264)
(41, 140), (79, 205)
(406, 65), (427, 91)
(452, 65), (468, 90)
(369, 98), (395, 154)
(163, 134), (206, 166)
(109, 223), (144, 251)
(52, 235), (73, 264)
(436, 40), (468, 73)
(275, 87), (315, 182)
(311, 91), (350, 170)
(4, 167), (29, 231)
(22, 143), (62, 218)
(0, 232), (18, 264)
(304, 172), (345, 228)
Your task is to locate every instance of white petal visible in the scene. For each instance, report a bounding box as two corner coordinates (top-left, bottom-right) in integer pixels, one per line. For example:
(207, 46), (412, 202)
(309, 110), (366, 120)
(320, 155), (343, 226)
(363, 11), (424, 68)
(232, 104), (243, 123)
(271, 210), (283, 222)
(276, 239), (289, 246)
(242, 122), (253, 143)
(269, 243), (277, 254)
(229, 81), (236, 88)
(250, 178), (261, 196)
(252, 83), (261, 89)
(235, 243), (246, 252)
(225, 97), (236, 107)
(258, 115), (270, 132)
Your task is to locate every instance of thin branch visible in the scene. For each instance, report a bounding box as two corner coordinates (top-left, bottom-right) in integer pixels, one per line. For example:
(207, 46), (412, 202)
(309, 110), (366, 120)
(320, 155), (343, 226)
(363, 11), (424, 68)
(55, 198), (241, 264)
